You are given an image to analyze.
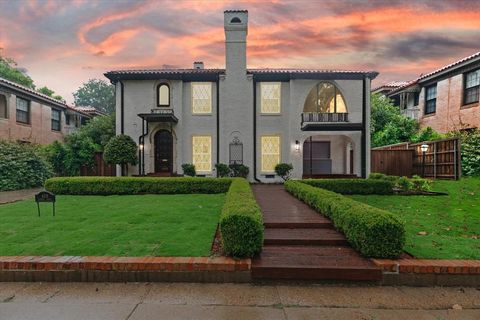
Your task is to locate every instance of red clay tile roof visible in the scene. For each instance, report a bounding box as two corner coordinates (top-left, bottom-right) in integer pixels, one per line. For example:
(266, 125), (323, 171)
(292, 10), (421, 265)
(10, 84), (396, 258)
(418, 51), (480, 81)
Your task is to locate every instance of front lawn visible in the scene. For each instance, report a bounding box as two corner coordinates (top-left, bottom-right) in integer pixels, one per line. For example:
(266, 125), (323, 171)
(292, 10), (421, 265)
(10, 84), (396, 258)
(0, 194), (225, 256)
(351, 178), (480, 259)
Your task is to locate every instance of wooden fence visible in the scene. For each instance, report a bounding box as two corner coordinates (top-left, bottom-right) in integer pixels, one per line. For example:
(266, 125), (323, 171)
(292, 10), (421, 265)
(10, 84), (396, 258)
(80, 152), (116, 176)
(371, 138), (461, 180)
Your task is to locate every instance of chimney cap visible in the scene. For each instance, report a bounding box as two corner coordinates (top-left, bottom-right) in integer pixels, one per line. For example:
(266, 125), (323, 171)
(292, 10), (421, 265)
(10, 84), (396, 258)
(193, 61), (204, 69)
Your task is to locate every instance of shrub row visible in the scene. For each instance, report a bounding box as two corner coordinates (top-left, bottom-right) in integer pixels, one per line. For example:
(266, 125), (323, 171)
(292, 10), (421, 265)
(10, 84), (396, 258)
(45, 177), (232, 195)
(285, 180), (405, 258)
(219, 178), (264, 257)
(301, 179), (394, 195)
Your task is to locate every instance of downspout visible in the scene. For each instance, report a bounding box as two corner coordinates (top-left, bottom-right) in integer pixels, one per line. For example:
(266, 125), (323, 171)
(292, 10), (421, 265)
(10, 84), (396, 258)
(120, 80), (125, 176)
(216, 76), (220, 175)
(253, 77), (261, 183)
(361, 77), (367, 178)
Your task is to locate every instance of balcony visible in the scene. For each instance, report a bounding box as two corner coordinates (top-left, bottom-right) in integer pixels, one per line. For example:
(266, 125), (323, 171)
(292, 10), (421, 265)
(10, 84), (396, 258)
(302, 112), (348, 124)
(138, 108), (178, 123)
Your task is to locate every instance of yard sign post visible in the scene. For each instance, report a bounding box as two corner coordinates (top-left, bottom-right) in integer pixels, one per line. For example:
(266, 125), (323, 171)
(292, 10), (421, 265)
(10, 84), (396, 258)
(35, 191), (56, 217)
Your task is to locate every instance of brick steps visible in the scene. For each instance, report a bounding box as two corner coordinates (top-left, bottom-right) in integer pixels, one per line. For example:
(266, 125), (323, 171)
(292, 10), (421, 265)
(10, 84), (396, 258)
(252, 185), (382, 282)
(264, 228), (347, 246)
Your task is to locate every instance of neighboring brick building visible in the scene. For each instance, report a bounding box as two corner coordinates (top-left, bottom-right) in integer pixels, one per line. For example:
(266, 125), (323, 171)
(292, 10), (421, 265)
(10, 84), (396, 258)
(0, 77), (95, 144)
(375, 51), (480, 133)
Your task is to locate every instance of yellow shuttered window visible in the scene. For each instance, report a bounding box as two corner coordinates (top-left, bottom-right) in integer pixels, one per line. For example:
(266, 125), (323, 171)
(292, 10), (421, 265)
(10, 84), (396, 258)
(261, 82), (281, 113)
(261, 135), (280, 172)
(192, 135), (212, 172)
(192, 82), (212, 114)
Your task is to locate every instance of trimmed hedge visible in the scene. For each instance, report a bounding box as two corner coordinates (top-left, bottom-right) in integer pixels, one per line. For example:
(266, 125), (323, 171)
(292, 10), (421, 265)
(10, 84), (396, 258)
(301, 179), (394, 195)
(219, 178), (264, 257)
(285, 180), (405, 258)
(45, 177), (232, 195)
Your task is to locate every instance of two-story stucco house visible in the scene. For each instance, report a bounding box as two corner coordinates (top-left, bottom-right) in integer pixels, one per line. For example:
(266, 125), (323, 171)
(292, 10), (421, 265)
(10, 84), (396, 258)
(104, 10), (378, 182)
(0, 77), (96, 144)
(377, 51), (480, 133)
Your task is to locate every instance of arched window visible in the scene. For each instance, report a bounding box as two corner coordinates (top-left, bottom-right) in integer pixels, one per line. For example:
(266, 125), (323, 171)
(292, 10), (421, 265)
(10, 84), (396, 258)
(230, 17), (241, 23)
(303, 82), (347, 113)
(157, 83), (170, 107)
(0, 94), (7, 119)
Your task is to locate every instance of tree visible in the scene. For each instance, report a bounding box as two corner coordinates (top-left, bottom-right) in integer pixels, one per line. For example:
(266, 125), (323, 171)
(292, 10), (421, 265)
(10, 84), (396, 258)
(0, 51), (35, 88)
(371, 93), (419, 147)
(73, 79), (115, 114)
(63, 133), (97, 175)
(79, 113), (116, 149)
(104, 135), (138, 175)
(37, 86), (63, 101)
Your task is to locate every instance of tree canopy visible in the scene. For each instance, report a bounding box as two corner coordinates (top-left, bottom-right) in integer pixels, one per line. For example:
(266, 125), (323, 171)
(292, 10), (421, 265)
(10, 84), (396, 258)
(370, 93), (442, 147)
(73, 79), (115, 114)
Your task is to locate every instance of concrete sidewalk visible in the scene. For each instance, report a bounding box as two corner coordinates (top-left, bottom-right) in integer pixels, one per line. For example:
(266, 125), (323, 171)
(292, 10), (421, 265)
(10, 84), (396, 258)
(0, 283), (479, 319)
(0, 187), (42, 204)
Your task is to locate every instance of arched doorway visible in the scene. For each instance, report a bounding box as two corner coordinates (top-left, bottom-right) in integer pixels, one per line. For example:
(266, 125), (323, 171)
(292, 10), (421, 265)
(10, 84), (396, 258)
(154, 130), (173, 173)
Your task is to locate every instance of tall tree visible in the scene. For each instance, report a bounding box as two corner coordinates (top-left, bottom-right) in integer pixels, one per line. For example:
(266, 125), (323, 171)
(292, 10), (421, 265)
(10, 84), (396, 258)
(73, 79), (115, 114)
(0, 51), (35, 88)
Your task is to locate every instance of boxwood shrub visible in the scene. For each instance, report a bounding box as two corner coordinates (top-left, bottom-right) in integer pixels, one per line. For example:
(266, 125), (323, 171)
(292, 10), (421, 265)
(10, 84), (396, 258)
(301, 179), (394, 195)
(285, 180), (405, 258)
(219, 178), (264, 257)
(45, 176), (232, 195)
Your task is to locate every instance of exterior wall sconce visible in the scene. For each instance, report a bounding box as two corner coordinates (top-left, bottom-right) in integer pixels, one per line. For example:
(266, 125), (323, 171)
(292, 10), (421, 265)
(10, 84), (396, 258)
(295, 140), (300, 152)
(139, 143), (144, 150)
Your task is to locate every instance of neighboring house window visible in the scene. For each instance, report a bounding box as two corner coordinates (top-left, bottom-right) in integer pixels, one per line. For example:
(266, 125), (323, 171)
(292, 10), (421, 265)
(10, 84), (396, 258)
(16, 97), (30, 124)
(65, 114), (70, 125)
(261, 82), (281, 113)
(192, 135), (212, 172)
(425, 85), (437, 114)
(191, 82), (212, 114)
(303, 82), (347, 113)
(413, 92), (420, 106)
(0, 94), (7, 118)
(261, 135), (280, 173)
(464, 69), (479, 105)
(157, 83), (170, 107)
(51, 109), (61, 131)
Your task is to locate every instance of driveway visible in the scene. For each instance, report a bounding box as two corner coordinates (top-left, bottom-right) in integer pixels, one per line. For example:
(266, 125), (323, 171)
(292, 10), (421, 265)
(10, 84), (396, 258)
(0, 283), (479, 319)
(0, 188), (42, 204)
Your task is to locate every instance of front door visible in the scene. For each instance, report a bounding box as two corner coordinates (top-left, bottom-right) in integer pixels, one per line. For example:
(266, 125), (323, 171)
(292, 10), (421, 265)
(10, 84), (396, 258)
(154, 130), (173, 173)
(303, 139), (332, 176)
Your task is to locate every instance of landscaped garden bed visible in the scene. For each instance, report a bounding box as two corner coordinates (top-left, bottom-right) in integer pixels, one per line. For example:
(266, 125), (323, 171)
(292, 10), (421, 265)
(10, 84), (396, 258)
(351, 178), (480, 259)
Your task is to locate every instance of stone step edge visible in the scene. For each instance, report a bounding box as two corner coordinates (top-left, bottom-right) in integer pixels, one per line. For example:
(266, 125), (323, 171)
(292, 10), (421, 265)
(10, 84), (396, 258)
(373, 258), (480, 274)
(0, 256), (250, 272)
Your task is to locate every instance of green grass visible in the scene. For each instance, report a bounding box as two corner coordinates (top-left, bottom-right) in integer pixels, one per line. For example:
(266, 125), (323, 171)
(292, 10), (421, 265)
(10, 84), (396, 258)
(350, 178), (480, 259)
(0, 194), (225, 257)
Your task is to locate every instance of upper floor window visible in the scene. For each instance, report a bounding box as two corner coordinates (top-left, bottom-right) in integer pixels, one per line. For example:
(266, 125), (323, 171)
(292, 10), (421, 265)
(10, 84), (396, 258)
(157, 83), (170, 107)
(261, 82), (281, 114)
(191, 82), (212, 114)
(413, 92), (420, 106)
(16, 97), (30, 124)
(51, 108), (61, 131)
(303, 82), (347, 113)
(425, 84), (437, 115)
(464, 69), (479, 105)
(0, 94), (7, 119)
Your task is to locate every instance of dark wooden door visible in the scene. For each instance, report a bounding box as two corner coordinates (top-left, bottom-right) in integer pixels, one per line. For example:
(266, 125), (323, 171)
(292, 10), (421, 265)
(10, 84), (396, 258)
(303, 139), (332, 176)
(154, 130), (173, 173)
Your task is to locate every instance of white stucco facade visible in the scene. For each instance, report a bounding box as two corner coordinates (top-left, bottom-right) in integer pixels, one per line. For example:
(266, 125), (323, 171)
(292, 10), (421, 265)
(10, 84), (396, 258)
(106, 10), (377, 182)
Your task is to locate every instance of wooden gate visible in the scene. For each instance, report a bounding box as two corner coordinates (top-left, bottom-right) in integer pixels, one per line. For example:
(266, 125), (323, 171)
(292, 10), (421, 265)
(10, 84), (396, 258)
(371, 150), (414, 177)
(371, 138), (461, 180)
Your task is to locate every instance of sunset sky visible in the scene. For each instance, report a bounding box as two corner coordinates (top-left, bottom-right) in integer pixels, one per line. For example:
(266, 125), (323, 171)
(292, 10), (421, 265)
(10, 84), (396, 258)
(1, 0), (479, 103)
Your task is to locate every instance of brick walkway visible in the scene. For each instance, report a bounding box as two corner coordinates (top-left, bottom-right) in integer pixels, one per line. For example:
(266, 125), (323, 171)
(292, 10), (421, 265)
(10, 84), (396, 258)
(251, 184), (381, 281)
(0, 187), (42, 205)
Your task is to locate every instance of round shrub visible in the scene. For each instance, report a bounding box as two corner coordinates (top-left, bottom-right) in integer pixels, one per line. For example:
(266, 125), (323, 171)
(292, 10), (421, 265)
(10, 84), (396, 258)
(104, 134), (137, 175)
(182, 163), (196, 177)
(275, 163), (293, 181)
(0, 140), (53, 191)
(229, 164), (249, 178)
(215, 163), (231, 177)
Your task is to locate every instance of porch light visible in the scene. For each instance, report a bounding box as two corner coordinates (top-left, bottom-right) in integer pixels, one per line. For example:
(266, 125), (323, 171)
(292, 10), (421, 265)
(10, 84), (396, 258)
(295, 140), (300, 152)
(420, 144), (429, 153)
(139, 143), (144, 150)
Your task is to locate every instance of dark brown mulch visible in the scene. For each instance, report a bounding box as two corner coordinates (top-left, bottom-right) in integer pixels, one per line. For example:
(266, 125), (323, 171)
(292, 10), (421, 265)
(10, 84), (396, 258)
(210, 224), (224, 256)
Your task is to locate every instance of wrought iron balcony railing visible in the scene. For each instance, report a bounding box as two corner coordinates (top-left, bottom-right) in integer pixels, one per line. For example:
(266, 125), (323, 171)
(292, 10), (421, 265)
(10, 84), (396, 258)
(301, 112), (349, 124)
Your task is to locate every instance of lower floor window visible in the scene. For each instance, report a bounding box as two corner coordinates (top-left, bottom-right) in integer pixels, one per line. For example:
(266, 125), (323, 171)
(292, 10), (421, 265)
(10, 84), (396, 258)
(261, 135), (280, 172)
(192, 135), (212, 172)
